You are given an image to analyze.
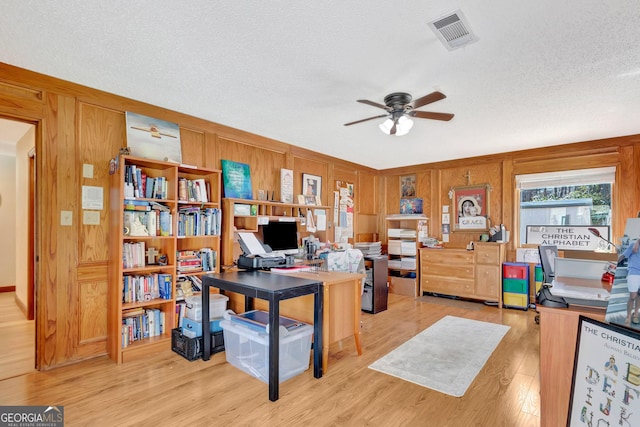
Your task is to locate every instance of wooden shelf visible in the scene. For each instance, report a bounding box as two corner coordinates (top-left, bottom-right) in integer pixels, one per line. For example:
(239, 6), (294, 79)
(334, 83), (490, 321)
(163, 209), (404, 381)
(108, 155), (222, 364)
(221, 198), (330, 268)
(386, 215), (428, 297)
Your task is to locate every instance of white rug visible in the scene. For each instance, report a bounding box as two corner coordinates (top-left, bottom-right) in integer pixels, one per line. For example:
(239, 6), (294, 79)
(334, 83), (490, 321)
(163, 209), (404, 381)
(369, 315), (510, 397)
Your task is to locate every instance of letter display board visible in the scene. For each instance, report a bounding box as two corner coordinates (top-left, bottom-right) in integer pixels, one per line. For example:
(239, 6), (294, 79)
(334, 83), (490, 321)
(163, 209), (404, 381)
(568, 316), (640, 426)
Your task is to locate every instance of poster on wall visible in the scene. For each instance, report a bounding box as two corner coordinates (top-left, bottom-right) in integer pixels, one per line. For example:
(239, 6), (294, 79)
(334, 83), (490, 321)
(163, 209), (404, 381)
(567, 316), (640, 426)
(526, 225), (610, 251)
(125, 112), (182, 163)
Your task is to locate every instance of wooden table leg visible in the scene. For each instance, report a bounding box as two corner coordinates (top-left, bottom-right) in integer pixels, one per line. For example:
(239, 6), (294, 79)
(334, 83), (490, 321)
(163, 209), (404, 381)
(353, 278), (362, 355)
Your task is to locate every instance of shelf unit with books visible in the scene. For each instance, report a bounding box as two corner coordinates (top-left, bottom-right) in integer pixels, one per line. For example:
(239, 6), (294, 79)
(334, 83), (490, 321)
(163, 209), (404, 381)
(386, 214), (428, 297)
(175, 164), (223, 327)
(221, 198), (330, 268)
(108, 156), (222, 364)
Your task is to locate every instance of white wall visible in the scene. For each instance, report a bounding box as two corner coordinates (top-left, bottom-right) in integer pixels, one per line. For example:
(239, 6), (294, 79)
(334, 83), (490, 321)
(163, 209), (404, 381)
(0, 154), (16, 287)
(15, 126), (34, 306)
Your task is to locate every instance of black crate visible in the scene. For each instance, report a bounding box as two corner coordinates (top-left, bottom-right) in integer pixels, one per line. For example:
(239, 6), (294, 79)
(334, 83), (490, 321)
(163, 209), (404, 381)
(171, 328), (224, 361)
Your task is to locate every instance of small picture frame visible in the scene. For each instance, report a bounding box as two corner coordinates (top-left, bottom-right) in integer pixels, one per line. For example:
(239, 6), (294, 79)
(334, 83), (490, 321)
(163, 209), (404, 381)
(450, 184), (490, 231)
(303, 173), (322, 200)
(400, 174), (416, 198)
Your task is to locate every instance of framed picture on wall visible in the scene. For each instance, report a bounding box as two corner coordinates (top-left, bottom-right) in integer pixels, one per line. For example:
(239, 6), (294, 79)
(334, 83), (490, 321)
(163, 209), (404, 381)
(400, 174), (416, 198)
(303, 173), (322, 200)
(449, 184), (490, 231)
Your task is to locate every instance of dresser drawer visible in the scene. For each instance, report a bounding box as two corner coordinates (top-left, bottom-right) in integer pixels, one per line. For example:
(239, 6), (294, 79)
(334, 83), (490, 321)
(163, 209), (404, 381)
(423, 263), (474, 280)
(422, 277), (474, 296)
(421, 249), (473, 265)
(474, 243), (501, 265)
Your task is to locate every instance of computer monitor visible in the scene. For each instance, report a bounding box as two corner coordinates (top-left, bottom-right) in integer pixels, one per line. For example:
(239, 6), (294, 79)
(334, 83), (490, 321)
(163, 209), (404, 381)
(538, 245), (558, 283)
(261, 221), (299, 254)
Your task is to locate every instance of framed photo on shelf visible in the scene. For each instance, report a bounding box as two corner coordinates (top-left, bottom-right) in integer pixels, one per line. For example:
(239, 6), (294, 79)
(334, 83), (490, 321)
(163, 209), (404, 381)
(450, 184), (490, 231)
(303, 173), (322, 200)
(400, 174), (416, 198)
(221, 159), (252, 199)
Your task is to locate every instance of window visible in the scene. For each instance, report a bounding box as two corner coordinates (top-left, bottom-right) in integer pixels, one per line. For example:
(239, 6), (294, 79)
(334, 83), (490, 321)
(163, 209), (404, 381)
(516, 167), (614, 245)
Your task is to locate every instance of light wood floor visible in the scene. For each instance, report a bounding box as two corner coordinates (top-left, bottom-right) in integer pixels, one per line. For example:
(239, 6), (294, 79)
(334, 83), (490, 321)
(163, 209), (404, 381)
(0, 291), (35, 380)
(0, 294), (540, 426)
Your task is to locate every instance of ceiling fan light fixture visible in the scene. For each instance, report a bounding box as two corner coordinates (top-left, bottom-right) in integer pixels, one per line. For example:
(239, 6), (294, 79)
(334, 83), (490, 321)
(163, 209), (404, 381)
(378, 118), (394, 135)
(395, 116), (414, 136)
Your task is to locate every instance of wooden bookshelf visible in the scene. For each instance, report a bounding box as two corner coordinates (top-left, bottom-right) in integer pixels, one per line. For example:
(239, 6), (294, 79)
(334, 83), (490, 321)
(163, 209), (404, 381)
(107, 155), (221, 364)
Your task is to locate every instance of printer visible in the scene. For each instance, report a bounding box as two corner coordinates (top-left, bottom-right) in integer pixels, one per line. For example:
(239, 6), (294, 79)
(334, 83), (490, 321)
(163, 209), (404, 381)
(236, 232), (295, 270)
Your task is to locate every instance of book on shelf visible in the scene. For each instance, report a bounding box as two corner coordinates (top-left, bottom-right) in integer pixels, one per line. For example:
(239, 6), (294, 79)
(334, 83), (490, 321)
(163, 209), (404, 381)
(122, 241), (146, 269)
(121, 308), (166, 348)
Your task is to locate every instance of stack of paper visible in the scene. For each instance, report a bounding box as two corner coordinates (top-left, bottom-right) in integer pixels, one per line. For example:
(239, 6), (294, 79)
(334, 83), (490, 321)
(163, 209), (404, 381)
(355, 241), (382, 256)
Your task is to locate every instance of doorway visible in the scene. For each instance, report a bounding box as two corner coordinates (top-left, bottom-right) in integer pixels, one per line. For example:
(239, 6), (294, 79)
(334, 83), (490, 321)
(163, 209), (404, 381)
(0, 117), (36, 380)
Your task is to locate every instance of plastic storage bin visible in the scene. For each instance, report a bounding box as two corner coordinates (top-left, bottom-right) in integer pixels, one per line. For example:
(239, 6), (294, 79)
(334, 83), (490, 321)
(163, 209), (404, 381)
(171, 328), (224, 361)
(185, 294), (229, 321)
(220, 319), (313, 384)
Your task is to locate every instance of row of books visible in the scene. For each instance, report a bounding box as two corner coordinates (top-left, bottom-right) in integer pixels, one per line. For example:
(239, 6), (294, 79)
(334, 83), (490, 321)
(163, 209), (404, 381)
(121, 308), (166, 348)
(122, 273), (172, 304)
(177, 207), (221, 237)
(123, 210), (172, 237)
(123, 164), (169, 200)
(178, 177), (209, 203)
(176, 276), (202, 300)
(176, 249), (216, 274)
(123, 241), (146, 269)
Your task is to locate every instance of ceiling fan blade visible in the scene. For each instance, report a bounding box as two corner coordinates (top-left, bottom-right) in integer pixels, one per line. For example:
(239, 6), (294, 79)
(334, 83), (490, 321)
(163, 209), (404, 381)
(410, 111), (455, 121)
(412, 91), (446, 109)
(357, 99), (388, 110)
(344, 114), (388, 126)
(390, 118), (398, 135)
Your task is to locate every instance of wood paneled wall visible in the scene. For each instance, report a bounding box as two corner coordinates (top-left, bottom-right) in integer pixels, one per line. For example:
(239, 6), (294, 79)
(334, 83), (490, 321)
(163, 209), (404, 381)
(2, 61), (639, 370)
(0, 63), (377, 369)
(380, 138), (640, 259)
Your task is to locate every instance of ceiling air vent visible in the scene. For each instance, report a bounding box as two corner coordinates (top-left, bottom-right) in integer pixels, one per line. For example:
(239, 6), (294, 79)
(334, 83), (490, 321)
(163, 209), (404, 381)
(428, 9), (478, 51)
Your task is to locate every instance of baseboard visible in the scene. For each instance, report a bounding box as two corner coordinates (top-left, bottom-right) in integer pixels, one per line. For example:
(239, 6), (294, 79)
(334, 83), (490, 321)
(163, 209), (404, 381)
(14, 294), (28, 317)
(0, 285), (16, 293)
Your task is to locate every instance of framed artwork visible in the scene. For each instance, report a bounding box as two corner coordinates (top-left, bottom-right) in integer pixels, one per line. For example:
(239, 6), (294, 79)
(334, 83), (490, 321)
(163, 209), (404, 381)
(450, 184), (490, 231)
(400, 174), (416, 198)
(400, 197), (423, 214)
(303, 174), (322, 200)
(567, 316), (640, 426)
(125, 111), (182, 163)
(280, 168), (294, 203)
(221, 160), (252, 199)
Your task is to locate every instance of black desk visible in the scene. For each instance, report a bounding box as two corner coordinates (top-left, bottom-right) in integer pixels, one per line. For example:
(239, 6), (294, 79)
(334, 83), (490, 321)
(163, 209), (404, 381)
(202, 270), (323, 401)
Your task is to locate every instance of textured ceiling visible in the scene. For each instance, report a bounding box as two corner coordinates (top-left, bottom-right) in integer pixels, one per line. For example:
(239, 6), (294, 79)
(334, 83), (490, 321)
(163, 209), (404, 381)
(2, 1), (640, 169)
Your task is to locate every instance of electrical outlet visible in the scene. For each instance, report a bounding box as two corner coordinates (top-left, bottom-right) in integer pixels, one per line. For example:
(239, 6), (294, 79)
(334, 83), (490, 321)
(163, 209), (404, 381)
(61, 210), (72, 226)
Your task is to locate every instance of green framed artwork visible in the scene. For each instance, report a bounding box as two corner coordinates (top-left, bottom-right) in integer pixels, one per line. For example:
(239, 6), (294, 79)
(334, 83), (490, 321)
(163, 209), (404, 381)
(221, 160), (252, 199)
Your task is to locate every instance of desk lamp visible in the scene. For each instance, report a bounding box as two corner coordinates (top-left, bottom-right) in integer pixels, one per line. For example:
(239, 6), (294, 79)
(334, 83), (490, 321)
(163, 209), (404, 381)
(587, 228), (617, 252)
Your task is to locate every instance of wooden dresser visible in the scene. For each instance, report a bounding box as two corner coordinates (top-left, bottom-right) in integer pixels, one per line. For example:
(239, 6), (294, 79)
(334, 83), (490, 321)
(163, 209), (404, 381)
(420, 242), (506, 306)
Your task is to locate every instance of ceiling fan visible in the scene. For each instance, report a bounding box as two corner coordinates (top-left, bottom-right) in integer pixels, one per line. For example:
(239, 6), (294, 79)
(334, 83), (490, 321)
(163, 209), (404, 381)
(344, 91), (454, 136)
